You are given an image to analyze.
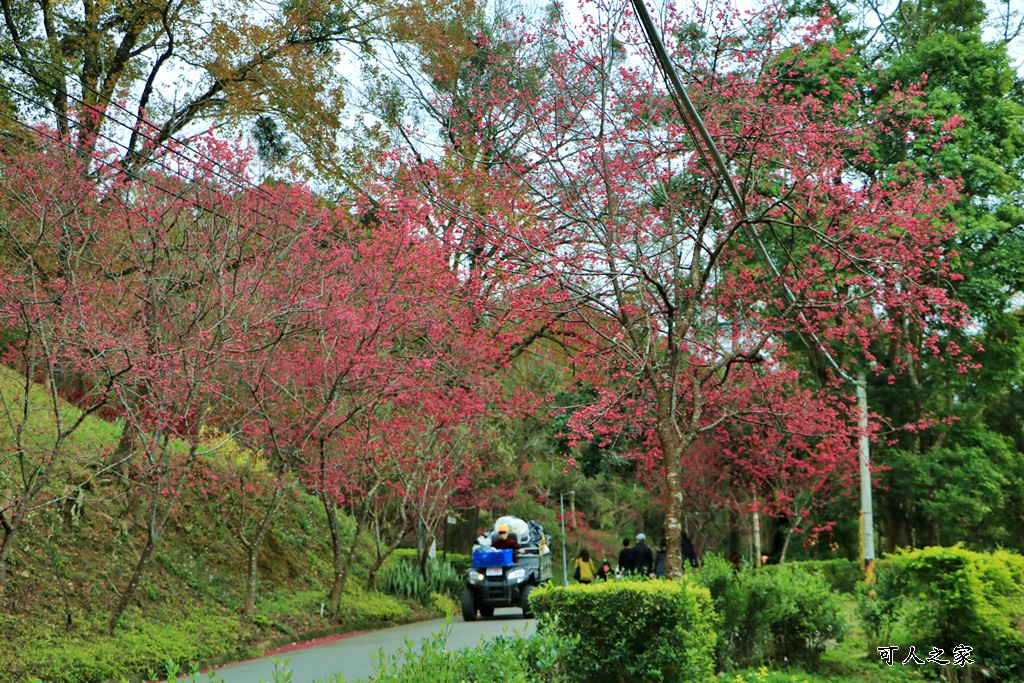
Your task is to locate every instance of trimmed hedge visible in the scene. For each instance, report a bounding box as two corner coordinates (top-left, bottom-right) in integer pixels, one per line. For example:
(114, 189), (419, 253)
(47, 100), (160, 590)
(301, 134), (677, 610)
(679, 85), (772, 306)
(383, 548), (471, 574)
(529, 579), (716, 683)
(887, 545), (1024, 680)
(336, 585), (409, 626)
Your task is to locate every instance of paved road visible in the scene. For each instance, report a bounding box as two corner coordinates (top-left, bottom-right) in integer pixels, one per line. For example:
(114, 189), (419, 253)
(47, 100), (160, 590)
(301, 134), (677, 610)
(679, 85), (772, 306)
(212, 609), (536, 683)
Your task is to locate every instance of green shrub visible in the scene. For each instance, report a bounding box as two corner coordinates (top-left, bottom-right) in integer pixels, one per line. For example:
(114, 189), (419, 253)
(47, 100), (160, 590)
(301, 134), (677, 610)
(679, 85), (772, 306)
(27, 613), (246, 683)
(353, 619), (576, 682)
(855, 564), (908, 651)
(378, 555), (463, 604)
(430, 592), (459, 618)
(446, 552), (472, 574)
(698, 555), (845, 671)
(336, 586), (409, 626)
(888, 545), (1024, 680)
(782, 559), (862, 594)
(529, 578), (717, 683)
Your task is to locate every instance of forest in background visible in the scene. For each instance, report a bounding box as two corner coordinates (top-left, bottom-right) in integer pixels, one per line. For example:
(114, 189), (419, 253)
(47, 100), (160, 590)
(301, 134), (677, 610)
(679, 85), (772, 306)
(1, 0), (1024, 678)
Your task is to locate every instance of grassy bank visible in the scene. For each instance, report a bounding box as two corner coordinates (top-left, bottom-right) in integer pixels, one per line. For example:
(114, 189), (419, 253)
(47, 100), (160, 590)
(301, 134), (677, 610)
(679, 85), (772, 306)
(0, 367), (442, 682)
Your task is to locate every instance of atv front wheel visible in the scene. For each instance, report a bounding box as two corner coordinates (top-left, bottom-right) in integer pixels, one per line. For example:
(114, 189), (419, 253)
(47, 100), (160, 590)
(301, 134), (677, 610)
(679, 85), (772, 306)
(520, 584), (535, 619)
(461, 587), (477, 622)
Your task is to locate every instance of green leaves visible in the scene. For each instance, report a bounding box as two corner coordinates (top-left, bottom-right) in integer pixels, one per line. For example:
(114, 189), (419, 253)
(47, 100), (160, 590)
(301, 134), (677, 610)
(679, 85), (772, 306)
(887, 545), (1024, 679)
(530, 579), (717, 683)
(698, 556), (847, 671)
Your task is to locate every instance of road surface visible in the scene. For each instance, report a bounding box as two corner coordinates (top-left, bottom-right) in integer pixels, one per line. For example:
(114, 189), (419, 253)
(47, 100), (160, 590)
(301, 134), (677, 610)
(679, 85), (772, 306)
(212, 609), (535, 683)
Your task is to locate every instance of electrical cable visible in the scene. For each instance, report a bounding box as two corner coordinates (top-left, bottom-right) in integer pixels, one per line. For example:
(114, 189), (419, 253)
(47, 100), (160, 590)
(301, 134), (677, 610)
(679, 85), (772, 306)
(628, 0), (854, 382)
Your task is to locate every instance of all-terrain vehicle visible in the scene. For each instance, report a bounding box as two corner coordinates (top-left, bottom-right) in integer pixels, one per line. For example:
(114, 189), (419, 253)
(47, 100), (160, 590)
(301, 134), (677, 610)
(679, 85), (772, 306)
(461, 516), (552, 621)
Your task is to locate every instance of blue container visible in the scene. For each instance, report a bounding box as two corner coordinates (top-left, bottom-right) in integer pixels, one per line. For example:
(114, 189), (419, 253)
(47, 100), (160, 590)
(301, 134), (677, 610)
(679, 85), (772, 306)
(473, 549), (513, 567)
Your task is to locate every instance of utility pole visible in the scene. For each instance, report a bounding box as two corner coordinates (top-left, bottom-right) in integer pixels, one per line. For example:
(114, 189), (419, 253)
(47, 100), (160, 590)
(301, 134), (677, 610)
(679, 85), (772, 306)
(857, 373), (876, 578)
(628, 0), (875, 579)
(560, 491), (574, 586)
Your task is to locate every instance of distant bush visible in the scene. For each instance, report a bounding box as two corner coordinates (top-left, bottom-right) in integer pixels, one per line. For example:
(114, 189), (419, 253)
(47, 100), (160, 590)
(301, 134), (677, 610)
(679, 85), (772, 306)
(775, 558), (862, 594)
(887, 545), (1024, 681)
(446, 552), (472, 574)
(529, 579), (716, 683)
(698, 555), (845, 671)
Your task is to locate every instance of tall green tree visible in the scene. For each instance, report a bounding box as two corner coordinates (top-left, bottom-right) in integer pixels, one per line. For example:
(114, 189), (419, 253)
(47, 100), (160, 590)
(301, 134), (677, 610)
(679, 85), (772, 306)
(787, 0), (1024, 553)
(0, 0), (389, 182)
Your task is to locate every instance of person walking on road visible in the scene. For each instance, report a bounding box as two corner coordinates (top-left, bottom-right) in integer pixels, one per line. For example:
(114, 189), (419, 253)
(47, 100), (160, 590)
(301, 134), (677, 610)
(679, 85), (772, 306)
(654, 540), (666, 578)
(632, 533), (655, 577)
(617, 538), (634, 578)
(574, 548), (597, 584)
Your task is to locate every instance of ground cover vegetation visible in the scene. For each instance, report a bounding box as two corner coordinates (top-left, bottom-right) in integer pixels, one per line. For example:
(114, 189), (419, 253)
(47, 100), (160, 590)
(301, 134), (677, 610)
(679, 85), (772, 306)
(138, 548), (1021, 682)
(1, 0), (1023, 679)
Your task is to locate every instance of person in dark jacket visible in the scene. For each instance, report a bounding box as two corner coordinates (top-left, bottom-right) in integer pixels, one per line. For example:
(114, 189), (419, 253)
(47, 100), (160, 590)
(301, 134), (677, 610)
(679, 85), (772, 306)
(654, 541), (666, 578)
(597, 559), (614, 581)
(633, 533), (655, 577)
(682, 532), (699, 570)
(617, 538), (634, 577)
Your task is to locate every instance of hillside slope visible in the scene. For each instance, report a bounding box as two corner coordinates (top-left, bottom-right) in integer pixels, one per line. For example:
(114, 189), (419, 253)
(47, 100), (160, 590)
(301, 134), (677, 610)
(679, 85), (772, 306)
(0, 368), (430, 682)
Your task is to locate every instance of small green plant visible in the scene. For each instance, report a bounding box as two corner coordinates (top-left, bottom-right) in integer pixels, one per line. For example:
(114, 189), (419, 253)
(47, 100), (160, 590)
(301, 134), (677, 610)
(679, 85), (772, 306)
(430, 592), (459, 617)
(377, 556), (463, 604)
(259, 656), (293, 683)
(350, 618), (576, 682)
(698, 555), (846, 671)
(855, 566), (907, 651)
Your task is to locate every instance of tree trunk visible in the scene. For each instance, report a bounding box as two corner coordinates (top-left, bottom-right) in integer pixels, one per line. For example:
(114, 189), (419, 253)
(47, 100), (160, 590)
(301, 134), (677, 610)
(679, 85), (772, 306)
(243, 545), (260, 617)
(241, 484), (284, 617)
(779, 527), (793, 564)
(651, 376), (696, 579)
(728, 510), (741, 564)
(366, 538), (404, 592)
(926, 516), (940, 547)
(418, 527), (436, 580)
(366, 559), (382, 592)
(767, 514), (789, 564)
(662, 439), (685, 579)
(0, 517), (19, 598)
(752, 504), (762, 568)
(112, 421), (138, 479)
(883, 499), (912, 552)
(324, 496), (358, 612)
(107, 529), (157, 634)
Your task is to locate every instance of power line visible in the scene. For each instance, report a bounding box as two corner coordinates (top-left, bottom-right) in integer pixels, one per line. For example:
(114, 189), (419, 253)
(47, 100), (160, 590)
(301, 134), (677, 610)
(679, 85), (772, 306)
(628, 0), (875, 572)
